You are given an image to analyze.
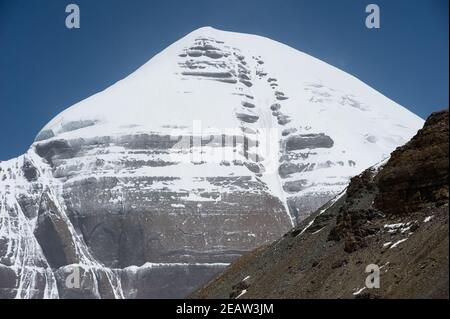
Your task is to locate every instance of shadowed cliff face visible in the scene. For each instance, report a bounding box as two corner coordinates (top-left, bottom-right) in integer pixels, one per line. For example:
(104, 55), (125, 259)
(192, 110), (449, 299)
(0, 133), (291, 299)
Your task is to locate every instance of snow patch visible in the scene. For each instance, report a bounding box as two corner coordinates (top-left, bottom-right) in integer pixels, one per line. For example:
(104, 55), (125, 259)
(423, 215), (433, 223)
(390, 238), (408, 249)
(353, 287), (366, 296)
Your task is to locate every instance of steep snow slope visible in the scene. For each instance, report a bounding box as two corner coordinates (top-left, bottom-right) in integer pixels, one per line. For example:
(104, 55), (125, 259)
(0, 27), (423, 298)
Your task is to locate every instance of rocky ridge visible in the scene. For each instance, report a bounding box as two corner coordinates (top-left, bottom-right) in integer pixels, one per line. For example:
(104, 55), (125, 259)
(192, 109), (449, 299)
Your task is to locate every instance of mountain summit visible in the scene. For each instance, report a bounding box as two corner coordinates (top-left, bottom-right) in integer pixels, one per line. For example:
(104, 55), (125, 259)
(36, 26), (423, 221)
(0, 27), (423, 298)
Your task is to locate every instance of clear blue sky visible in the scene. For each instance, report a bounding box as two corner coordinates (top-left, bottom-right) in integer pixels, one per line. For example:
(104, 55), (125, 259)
(0, 0), (448, 160)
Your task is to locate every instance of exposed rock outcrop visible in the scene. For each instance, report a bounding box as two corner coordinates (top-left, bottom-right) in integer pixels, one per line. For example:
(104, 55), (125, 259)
(375, 110), (449, 214)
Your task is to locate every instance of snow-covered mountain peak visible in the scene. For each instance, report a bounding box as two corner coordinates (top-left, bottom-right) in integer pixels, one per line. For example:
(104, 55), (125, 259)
(36, 27), (422, 143)
(1, 27), (425, 298)
(33, 27), (424, 220)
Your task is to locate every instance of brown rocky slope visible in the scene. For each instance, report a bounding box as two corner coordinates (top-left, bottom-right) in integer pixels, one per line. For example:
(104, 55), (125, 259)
(191, 109), (449, 299)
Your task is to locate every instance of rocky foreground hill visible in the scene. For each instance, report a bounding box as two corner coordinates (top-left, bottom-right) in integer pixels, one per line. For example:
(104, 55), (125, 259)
(192, 109), (449, 299)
